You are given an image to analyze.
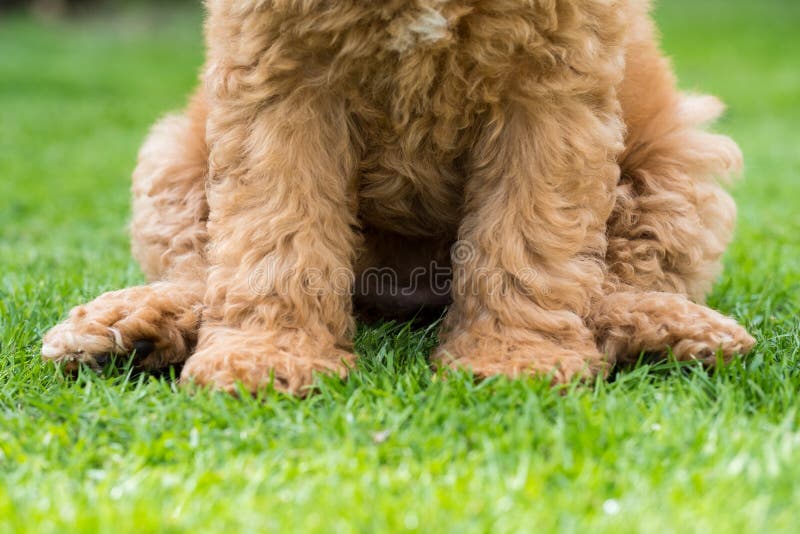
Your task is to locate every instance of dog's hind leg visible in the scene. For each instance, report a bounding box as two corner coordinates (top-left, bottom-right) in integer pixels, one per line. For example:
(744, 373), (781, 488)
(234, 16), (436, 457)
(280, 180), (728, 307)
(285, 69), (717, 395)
(592, 6), (755, 365)
(41, 92), (210, 372)
(592, 292), (754, 365)
(41, 282), (204, 372)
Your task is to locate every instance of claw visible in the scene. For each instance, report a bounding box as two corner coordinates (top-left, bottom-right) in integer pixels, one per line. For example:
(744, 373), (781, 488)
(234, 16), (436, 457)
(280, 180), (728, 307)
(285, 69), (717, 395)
(132, 340), (156, 362)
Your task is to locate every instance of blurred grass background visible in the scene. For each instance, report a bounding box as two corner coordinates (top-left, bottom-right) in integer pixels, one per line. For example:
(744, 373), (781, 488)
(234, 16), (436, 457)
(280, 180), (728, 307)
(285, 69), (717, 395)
(1, 1), (799, 532)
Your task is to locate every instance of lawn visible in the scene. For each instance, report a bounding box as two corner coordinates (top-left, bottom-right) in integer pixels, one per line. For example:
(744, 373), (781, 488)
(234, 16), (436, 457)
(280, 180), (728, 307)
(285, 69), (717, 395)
(1, 1), (799, 532)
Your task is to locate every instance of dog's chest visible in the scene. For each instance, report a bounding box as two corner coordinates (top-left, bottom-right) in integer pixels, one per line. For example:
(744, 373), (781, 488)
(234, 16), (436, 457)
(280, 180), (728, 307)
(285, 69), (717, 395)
(255, 1), (540, 234)
(384, 2), (458, 54)
(343, 4), (508, 235)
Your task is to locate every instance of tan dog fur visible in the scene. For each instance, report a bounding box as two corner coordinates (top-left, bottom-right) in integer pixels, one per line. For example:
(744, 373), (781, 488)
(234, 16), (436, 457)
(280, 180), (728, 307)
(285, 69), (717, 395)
(42, 0), (755, 393)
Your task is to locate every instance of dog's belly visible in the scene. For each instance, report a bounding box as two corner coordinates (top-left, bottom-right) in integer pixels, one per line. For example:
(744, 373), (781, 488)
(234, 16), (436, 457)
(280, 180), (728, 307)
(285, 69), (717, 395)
(354, 229), (454, 322)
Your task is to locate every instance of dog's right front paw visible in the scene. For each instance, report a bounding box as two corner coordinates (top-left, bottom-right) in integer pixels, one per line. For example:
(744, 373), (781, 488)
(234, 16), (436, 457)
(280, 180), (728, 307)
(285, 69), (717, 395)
(181, 326), (356, 395)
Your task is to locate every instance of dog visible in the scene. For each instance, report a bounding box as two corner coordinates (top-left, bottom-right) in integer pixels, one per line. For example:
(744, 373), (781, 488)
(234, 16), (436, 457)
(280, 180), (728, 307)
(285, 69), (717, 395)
(41, 0), (755, 393)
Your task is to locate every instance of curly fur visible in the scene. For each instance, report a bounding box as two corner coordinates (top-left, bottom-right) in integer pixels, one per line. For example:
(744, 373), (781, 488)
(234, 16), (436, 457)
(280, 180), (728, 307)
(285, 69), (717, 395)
(42, 0), (754, 394)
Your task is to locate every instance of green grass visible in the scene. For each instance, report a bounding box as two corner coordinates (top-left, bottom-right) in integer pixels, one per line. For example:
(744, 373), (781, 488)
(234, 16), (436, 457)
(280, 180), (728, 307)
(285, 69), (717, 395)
(1, 1), (799, 531)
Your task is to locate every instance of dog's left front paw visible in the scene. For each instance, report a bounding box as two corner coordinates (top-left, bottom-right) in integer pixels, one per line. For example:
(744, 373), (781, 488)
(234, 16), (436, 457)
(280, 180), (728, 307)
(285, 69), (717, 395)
(180, 326), (356, 395)
(433, 326), (608, 384)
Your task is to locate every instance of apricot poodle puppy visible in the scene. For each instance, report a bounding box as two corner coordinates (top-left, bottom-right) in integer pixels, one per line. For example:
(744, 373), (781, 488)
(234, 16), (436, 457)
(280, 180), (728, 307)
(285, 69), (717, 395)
(42, 0), (755, 393)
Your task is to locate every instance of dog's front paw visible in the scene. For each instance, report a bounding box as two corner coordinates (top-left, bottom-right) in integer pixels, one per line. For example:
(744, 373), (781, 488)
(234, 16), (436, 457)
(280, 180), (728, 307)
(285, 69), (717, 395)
(181, 327), (356, 395)
(41, 284), (201, 372)
(433, 325), (607, 384)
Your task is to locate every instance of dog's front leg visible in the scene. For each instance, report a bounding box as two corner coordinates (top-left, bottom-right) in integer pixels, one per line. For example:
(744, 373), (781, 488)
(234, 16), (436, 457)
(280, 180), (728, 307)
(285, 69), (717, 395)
(180, 85), (360, 394)
(434, 93), (625, 383)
